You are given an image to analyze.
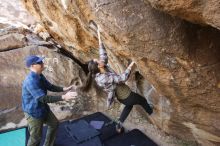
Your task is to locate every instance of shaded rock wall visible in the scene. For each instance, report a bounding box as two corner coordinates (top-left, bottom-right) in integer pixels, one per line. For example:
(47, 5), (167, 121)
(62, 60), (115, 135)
(145, 0), (220, 30)
(8, 0), (220, 145)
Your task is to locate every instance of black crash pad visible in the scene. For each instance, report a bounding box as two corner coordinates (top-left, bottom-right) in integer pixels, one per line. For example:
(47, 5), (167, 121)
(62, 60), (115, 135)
(32, 112), (158, 146)
(104, 129), (158, 146)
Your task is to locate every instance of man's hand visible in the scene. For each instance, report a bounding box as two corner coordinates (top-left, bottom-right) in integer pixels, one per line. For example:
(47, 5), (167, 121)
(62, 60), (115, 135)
(62, 91), (78, 101)
(63, 85), (74, 92)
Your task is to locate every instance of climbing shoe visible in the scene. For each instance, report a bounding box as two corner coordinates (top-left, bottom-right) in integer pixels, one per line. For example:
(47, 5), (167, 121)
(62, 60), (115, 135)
(115, 121), (124, 133)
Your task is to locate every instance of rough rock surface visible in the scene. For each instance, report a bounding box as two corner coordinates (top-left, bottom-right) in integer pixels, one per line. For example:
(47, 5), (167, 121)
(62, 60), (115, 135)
(21, 0), (220, 145)
(0, 32), (26, 51)
(145, 0), (220, 30)
(0, 0), (35, 26)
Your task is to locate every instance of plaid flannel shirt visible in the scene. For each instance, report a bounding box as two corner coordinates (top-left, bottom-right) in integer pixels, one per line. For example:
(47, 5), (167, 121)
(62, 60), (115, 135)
(95, 43), (131, 108)
(22, 71), (62, 118)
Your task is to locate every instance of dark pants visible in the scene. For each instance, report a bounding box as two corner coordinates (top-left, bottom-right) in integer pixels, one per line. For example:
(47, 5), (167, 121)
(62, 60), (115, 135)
(118, 92), (153, 123)
(24, 111), (59, 146)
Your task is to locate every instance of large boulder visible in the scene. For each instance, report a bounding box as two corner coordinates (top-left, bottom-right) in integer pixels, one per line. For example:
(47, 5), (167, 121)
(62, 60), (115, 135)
(21, 0), (220, 145)
(0, 32), (26, 51)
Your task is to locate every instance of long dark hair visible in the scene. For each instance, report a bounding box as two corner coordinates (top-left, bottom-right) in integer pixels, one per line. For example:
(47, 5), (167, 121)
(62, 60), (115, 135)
(81, 60), (100, 91)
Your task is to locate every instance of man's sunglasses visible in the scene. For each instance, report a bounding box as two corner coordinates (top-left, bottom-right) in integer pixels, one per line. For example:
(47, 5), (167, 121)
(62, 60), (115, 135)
(33, 61), (43, 65)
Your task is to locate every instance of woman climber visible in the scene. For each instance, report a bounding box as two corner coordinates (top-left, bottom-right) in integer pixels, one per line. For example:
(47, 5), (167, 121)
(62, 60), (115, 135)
(84, 25), (153, 133)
